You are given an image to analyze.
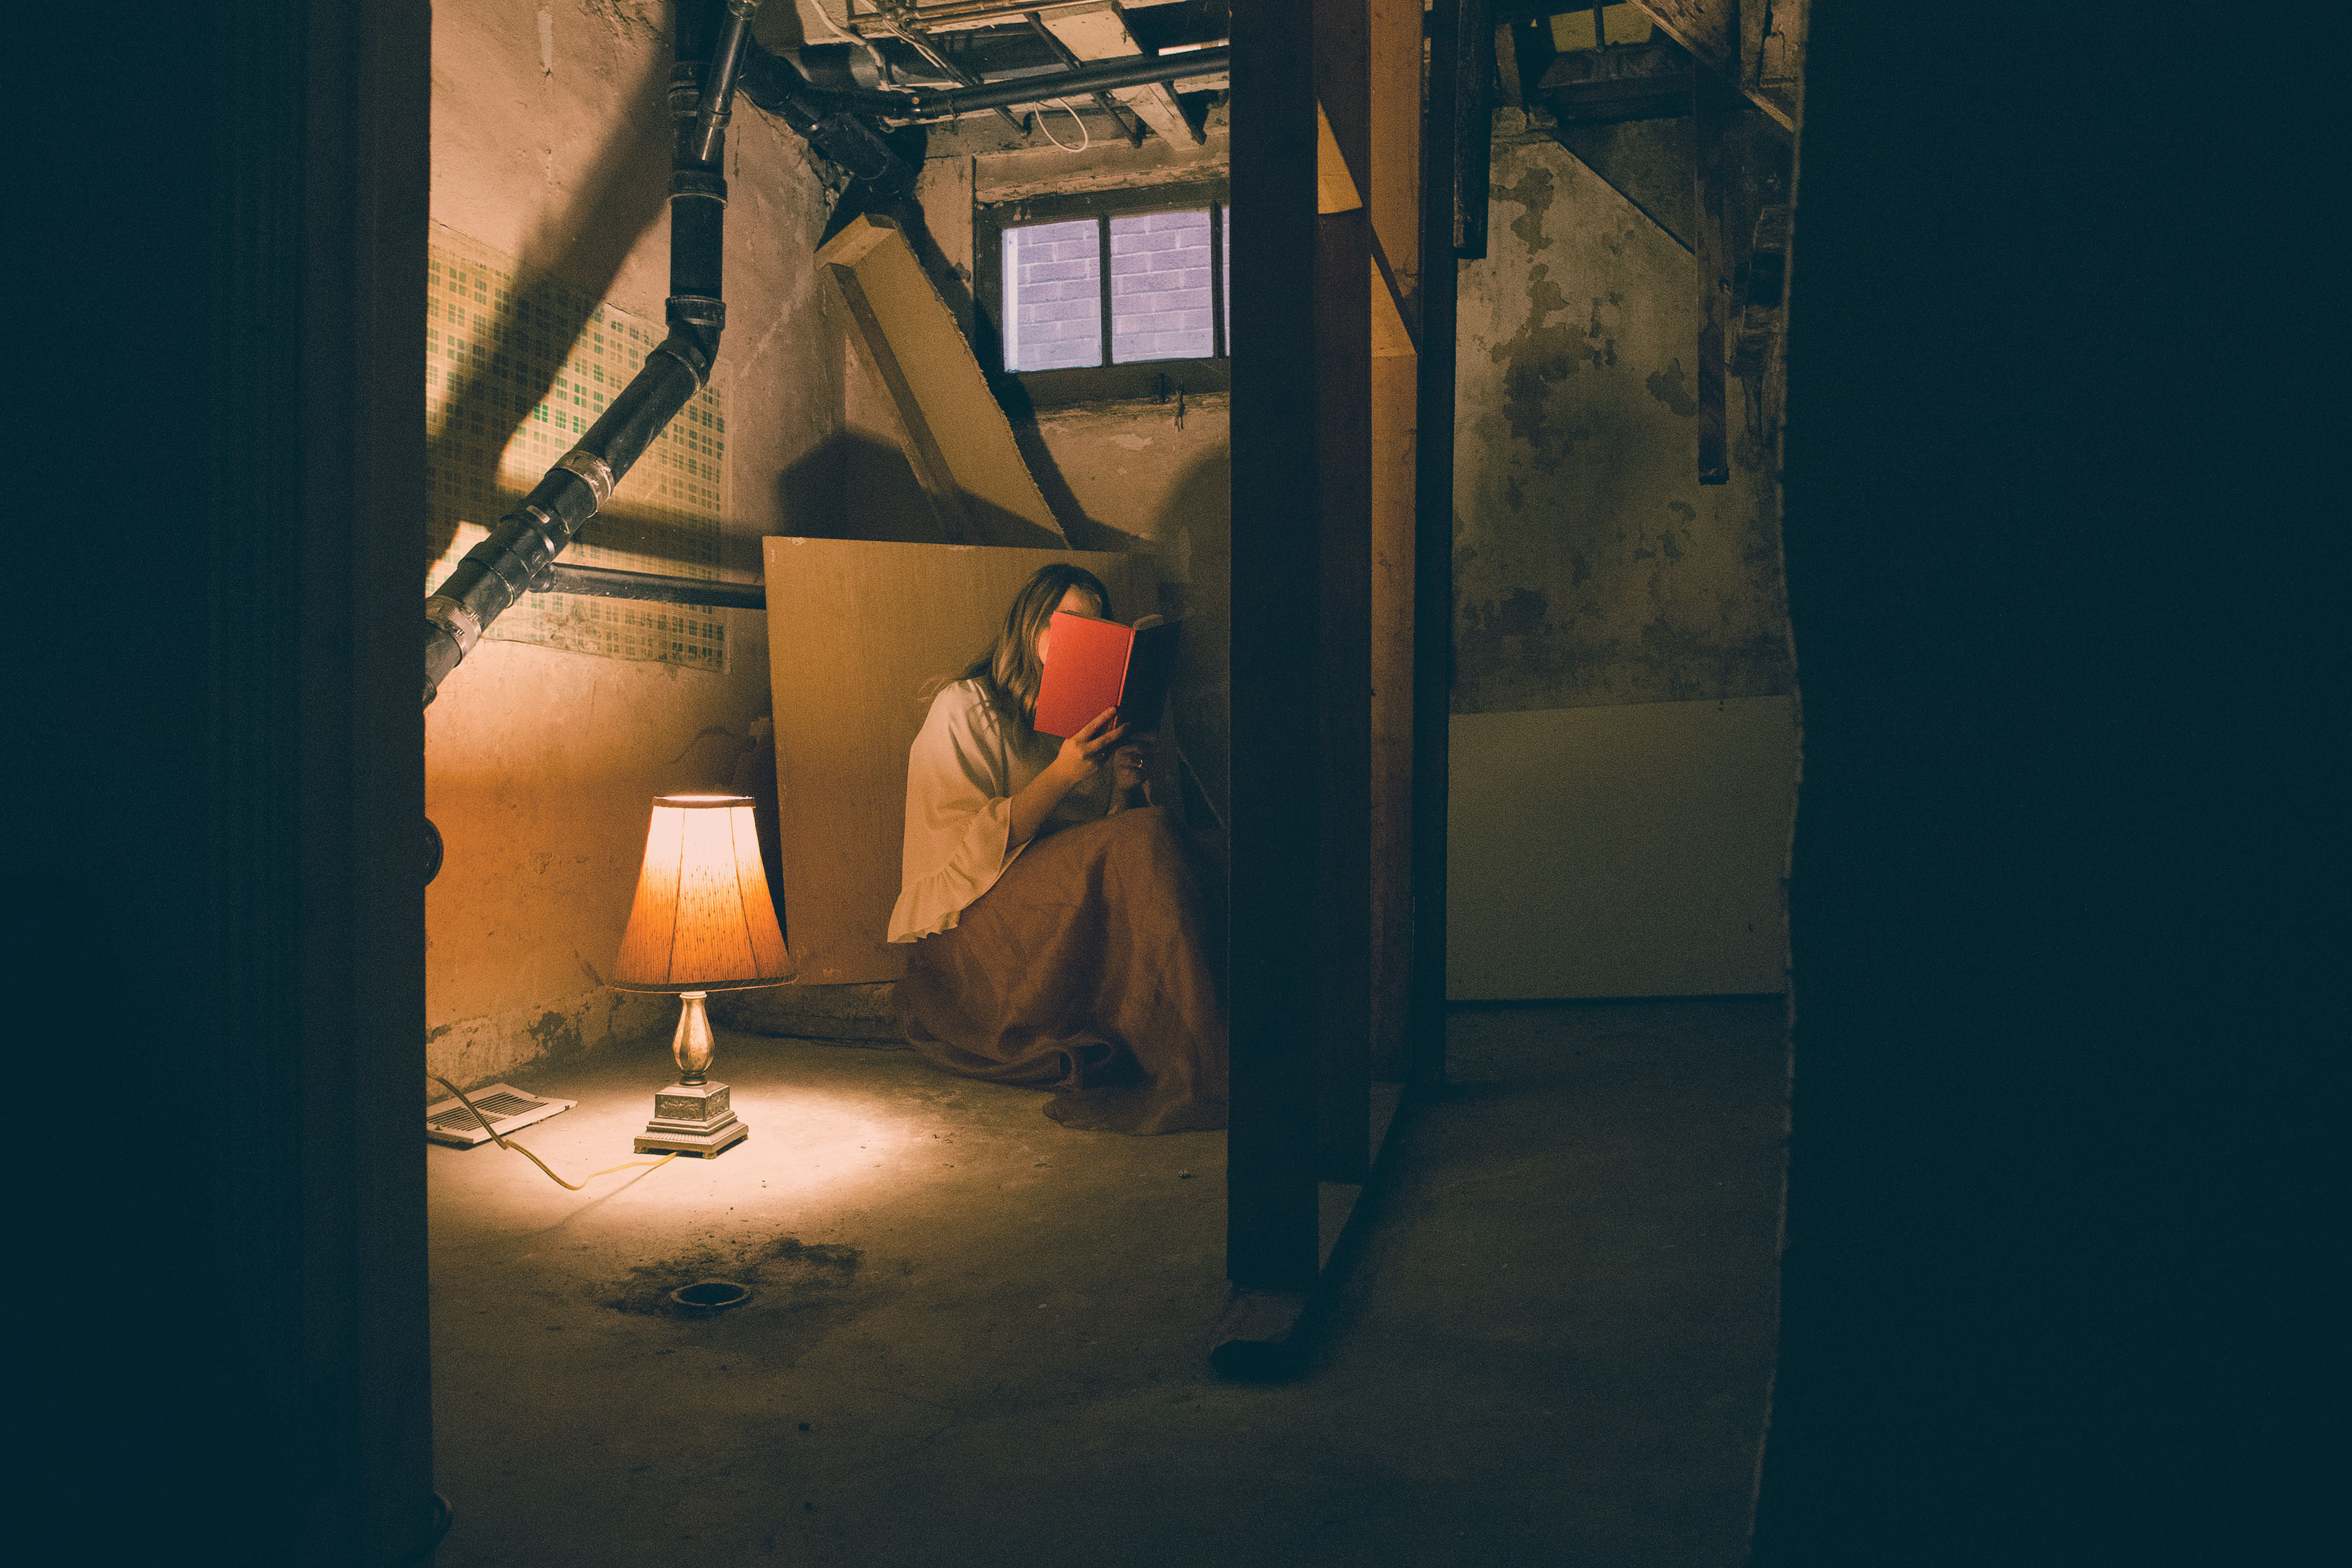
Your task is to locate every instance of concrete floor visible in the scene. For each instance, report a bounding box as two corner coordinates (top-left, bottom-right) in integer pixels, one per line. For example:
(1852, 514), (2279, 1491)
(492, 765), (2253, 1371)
(427, 998), (1787, 1566)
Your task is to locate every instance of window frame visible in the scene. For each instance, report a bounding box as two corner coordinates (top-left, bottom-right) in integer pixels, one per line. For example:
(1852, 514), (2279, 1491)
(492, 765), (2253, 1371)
(974, 178), (1232, 409)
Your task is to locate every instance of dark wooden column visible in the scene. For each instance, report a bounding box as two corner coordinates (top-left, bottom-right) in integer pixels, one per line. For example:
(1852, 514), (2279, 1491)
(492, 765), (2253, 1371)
(1412, 0), (1465, 1087)
(1227, 0), (1324, 1291)
(1314, 8), (1374, 1184)
(12, 1), (435, 1560)
(1453, 0), (1494, 259)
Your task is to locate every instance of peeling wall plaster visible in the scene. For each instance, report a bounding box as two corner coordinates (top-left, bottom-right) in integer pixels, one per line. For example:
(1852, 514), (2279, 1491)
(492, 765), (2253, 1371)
(1454, 134), (1792, 715)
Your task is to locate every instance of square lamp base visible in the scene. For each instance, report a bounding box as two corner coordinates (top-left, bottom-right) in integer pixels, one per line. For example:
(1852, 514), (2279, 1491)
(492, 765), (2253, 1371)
(636, 1079), (749, 1157)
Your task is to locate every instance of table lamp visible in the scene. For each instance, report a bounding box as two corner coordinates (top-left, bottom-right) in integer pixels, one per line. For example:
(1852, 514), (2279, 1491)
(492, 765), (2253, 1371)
(612, 793), (792, 1156)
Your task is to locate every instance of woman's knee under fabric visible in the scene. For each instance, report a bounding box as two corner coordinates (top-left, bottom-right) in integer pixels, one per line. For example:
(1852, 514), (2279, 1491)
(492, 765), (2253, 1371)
(896, 802), (1228, 1132)
(1091, 806), (1194, 892)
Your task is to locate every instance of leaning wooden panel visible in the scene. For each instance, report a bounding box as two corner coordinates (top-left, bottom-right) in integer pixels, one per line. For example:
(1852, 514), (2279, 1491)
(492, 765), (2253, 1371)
(762, 538), (1154, 985)
(816, 215), (1070, 549)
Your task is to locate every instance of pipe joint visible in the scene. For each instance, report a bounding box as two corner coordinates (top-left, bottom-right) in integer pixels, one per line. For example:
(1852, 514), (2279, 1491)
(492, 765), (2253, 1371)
(465, 504), (565, 600)
(670, 169), (728, 203)
(651, 336), (710, 387)
(463, 540), (534, 606)
(552, 449), (617, 510)
(660, 301), (726, 384)
(423, 595), (482, 657)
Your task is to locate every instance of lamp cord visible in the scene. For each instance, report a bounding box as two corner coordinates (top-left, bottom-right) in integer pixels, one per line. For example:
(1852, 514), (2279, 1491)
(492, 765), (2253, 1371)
(431, 1075), (678, 1190)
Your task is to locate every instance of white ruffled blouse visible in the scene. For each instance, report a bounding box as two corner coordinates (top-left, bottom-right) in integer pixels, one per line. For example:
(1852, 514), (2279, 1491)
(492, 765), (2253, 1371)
(887, 678), (1109, 943)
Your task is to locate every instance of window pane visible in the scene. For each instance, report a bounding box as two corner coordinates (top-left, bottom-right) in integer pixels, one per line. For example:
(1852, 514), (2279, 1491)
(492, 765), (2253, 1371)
(1001, 219), (1101, 371)
(1109, 209), (1214, 363)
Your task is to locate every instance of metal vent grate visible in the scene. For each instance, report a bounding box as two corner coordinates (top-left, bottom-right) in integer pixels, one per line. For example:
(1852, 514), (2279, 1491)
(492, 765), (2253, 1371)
(427, 1092), (544, 1130)
(424, 1083), (577, 1148)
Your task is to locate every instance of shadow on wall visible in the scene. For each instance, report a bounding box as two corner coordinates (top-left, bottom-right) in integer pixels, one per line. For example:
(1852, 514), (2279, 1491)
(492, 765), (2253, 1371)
(776, 433), (1066, 548)
(426, 35), (674, 568)
(1154, 446), (1232, 825)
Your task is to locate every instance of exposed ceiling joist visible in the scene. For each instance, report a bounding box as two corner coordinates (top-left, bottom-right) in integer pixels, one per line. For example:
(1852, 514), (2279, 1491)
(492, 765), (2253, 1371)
(1036, 3), (1206, 149)
(1620, 0), (1803, 130)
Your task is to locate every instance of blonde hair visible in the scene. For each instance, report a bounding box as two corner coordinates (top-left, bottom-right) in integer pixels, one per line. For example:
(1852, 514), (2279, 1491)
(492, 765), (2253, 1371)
(949, 564), (1112, 731)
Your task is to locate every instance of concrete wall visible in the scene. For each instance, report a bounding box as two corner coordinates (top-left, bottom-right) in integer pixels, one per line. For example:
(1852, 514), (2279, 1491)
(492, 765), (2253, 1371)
(1456, 128), (1791, 712)
(1450, 125), (1796, 997)
(1024, 399), (1232, 823)
(425, 0), (841, 1088)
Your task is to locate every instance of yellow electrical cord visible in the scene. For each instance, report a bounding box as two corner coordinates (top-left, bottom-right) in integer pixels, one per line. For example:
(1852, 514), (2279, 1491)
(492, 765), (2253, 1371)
(431, 1075), (678, 1190)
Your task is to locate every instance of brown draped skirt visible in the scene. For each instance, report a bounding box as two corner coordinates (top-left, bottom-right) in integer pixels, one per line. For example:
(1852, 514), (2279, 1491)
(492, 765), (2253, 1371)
(897, 806), (1228, 1134)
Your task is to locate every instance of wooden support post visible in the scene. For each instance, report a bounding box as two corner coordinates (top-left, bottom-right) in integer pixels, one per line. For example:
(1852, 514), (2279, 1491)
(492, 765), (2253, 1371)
(1367, 0), (1423, 1083)
(1368, 0), (1422, 309)
(1313, 0), (1373, 1188)
(1226, 0), (1323, 1294)
(1413, 0), (1463, 1088)
(1693, 57), (1732, 485)
(1316, 0), (1375, 1185)
(1454, 0), (1494, 259)
(1315, 201), (1373, 1183)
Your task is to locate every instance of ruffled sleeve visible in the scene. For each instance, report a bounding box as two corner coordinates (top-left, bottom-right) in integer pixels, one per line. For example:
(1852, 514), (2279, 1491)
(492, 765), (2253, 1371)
(888, 683), (1025, 943)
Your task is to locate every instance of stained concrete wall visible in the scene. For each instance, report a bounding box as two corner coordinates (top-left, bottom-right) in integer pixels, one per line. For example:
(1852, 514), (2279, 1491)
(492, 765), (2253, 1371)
(425, 0), (841, 1088)
(1450, 125), (1796, 998)
(1456, 128), (1792, 713)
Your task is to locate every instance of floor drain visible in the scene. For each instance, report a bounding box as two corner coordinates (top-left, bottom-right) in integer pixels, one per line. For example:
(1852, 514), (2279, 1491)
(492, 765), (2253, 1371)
(669, 1279), (752, 1313)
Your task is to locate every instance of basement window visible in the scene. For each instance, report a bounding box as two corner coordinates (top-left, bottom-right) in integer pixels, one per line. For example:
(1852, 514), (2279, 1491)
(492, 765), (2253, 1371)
(975, 182), (1230, 407)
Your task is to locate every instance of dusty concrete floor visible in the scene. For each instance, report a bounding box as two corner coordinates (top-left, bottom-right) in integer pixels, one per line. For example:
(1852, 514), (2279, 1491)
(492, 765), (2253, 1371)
(428, 998), (1786, 1566)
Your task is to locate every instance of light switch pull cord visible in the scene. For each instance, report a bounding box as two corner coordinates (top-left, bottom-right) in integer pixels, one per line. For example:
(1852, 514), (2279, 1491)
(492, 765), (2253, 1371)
(431, 1075), (676, 1190)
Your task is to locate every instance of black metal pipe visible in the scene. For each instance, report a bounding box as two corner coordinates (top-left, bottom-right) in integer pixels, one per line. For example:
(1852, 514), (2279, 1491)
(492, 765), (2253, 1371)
(423, 1), (762, 706)
(736, 39), (919, 193)
(541, 564), (766, 610)
(806, 45), (1230, 120)
(690, 1), (759, 165)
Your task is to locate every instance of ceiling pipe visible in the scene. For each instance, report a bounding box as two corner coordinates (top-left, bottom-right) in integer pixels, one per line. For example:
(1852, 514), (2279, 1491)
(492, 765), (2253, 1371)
(737, 39), (921, 189)
(865, 0), (1121, 29)
(542, 564), (767, 610)
(422, 1), (762, 706)
(806, 44), (1230, 120)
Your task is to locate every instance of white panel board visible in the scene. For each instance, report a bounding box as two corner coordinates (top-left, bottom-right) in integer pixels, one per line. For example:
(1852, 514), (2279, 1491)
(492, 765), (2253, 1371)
(1448, 696), (1797, 998)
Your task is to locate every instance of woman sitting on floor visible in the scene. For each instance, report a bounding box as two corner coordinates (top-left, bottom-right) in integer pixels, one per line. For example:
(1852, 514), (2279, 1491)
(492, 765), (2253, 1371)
(887, 563), (1228, 1135)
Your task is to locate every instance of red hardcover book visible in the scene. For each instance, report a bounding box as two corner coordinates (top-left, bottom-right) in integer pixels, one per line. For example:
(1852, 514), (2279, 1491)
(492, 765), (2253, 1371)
(1032, 612), (1183, 738)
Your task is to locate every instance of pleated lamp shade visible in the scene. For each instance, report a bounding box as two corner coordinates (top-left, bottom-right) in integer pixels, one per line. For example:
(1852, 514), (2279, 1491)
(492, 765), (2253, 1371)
(612, 794), (792, 992)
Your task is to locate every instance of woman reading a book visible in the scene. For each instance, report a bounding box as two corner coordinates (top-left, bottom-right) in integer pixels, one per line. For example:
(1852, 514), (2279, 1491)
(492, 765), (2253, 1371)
(887, 564), (1228, 1135)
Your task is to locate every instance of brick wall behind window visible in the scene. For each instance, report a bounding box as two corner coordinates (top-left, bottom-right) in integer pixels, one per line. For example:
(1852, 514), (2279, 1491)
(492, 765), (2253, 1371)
(1007, 219), (1100, 371)
(1110, 210), (1213, 363)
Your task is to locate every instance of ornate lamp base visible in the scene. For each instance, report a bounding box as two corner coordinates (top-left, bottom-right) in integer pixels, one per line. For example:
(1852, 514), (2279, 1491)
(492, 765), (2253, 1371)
(635, 1079), (749, 1156)
(634, 990), (749, 1157)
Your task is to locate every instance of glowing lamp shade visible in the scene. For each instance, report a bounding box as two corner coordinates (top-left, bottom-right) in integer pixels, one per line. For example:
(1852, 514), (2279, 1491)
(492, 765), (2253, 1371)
(613, 794), (791, 992)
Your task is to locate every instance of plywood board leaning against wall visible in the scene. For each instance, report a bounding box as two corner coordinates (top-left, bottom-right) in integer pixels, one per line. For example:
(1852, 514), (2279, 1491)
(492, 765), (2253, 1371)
(764, 538), (1159, 985)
